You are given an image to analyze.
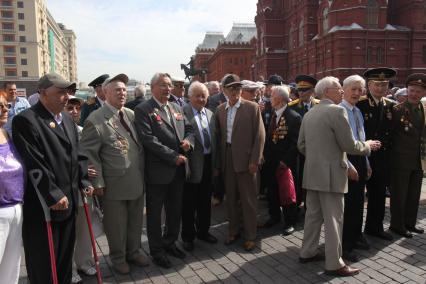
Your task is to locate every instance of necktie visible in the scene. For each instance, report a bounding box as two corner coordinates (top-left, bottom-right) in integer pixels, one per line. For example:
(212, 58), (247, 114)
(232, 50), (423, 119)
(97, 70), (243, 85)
(304, 104), (309, 112)
(268, 112), (277, 136)
(198, 111), (211, 150)
(119, 110), (137, 144)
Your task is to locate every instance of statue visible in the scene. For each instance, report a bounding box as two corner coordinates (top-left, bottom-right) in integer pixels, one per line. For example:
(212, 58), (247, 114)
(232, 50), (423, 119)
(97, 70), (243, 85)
(180, 56), (208, 81)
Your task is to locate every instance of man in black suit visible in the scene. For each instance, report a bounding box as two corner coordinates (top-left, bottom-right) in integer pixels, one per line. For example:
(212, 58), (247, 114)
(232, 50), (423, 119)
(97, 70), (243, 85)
(206, 80), (226, 114)
(262, 85), (301, 235)
(12, 73), (92, 284)
(80, 74), (109, 125)
(134, 73), (194, 268)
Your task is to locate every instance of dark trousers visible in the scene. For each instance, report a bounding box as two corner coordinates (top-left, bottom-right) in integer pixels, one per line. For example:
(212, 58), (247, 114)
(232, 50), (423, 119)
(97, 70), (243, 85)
(343, 156), (367, 251)
(182, 155), (213, 242)
(146, 167), (184, 257)
(212, 174), (225, 201)
(390, 168), (423, 231)
(23, 211), (76, 284)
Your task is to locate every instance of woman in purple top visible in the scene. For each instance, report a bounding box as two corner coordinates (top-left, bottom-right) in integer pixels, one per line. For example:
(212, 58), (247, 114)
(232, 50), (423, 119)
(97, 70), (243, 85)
(0, 90), (25, 284)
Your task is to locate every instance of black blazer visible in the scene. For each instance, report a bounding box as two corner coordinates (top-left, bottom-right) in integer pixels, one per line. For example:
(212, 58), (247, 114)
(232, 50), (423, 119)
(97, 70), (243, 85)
(12, 101), (91, 221)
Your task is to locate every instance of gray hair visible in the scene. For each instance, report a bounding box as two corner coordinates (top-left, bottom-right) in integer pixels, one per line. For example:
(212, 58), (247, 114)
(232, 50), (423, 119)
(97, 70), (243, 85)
(206, 81), (219, 90)
(150, 72), (171, 87)
(134, 84), (146, 98)
(315, 76), (341, 98)
(188, 81), (209, 97)
(343, 75), (365, 89)
(271, 85), (291, 102)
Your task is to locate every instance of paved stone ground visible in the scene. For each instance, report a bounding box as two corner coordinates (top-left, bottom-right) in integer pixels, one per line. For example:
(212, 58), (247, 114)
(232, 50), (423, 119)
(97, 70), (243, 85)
(19, 182), (426, 284)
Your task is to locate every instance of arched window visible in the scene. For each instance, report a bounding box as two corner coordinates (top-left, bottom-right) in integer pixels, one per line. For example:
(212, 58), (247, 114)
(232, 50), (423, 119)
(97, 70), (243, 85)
(299, 19), (304, 46)
(366, 0), (379, 29)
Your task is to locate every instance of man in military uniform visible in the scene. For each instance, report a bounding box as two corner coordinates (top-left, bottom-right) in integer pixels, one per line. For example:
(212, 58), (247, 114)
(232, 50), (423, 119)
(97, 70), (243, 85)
(80, 74), (109, 125)
(389, 73), (426, 238)
(357, 67), (396, 241)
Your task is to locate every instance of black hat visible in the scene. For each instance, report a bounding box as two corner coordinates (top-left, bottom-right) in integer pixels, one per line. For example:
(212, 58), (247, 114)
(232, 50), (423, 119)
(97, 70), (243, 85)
(221, 74), (243, 88)
(363, 68), (396, 82)
(267, 74), (283, 85)
(38, 72), (76, 90)
(88, 74), (109, 87)
(406, 73), (426, 89)
(295, 75), (317, 91)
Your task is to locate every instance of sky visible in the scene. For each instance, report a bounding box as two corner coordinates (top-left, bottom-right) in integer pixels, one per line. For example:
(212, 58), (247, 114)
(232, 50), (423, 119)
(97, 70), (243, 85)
(47, 0), (258, 84)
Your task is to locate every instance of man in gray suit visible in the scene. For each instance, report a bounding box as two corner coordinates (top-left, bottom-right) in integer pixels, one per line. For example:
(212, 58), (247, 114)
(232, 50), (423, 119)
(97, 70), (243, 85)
(134, 73), (194, 269)
(80, 74), (147, 274)
(181, 82), (218, 252)
(298, 76), (381, 277)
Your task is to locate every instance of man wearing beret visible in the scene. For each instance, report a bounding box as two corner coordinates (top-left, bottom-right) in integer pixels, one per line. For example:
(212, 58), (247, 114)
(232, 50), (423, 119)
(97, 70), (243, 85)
(80, 74), (109, 125)
(389, 73), (426, 238)
(357, 67), (396, 241)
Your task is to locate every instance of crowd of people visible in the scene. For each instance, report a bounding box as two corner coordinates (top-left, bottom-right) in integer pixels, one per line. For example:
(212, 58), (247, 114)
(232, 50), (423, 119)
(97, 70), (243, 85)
(0, 67), (425, 283)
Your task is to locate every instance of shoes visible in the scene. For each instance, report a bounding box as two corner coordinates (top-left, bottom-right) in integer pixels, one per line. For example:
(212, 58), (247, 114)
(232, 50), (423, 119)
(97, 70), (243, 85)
(166, 245), (186, 259)
(299, 253), (325, 264)
(197, 233), (218, 244)
(152, 255), (172, 269)
(224, 234), (241, 246)
(113, 262), (130, 274)
(282, 225), (295, 236)
(364, 230), (393, 241)
(71, 271), (83, 284)
(389, 227), (413, 238)
(243, 240), (256, 251)
(325, 265), (360, 277)
(182, 241), (194, 252)
(78, 266), (97, 276)
(354, 235), (370, 250)
(342, 250), (359, 263)
(128, 255), (150, 267)
(258, 218), (280, 228)
(407, 226), (424, 234)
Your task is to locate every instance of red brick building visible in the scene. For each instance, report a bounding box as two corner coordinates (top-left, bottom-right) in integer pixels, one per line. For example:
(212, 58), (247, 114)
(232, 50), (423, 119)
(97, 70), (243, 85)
(254, 0), (426, 84)
(194, 24), (257, 81)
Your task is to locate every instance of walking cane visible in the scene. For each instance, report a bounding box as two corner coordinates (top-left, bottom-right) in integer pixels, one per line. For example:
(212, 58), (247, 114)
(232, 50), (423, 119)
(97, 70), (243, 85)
(29, 169), (59, 284)
(80, 189), (103, 284)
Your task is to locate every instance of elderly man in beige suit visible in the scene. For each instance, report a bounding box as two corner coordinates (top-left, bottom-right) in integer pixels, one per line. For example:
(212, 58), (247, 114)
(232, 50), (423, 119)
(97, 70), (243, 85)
(298, 76), (381, 277)
(80, 74), (148, 275)
(215, 74), (265, 251)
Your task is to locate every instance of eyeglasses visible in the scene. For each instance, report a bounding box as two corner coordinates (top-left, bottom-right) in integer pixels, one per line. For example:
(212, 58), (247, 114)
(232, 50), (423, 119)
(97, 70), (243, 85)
(173, 84), (185, 89)
(0, 103), (10, 111)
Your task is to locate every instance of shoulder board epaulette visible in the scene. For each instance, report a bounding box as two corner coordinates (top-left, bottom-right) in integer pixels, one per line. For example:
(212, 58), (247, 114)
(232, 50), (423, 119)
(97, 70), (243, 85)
(358, 95), (368, 102)
(383, 97), (395, 104)
(393, 102), (404, 110)
(288, 99), (300, 107)
(312, 98), (320, 104)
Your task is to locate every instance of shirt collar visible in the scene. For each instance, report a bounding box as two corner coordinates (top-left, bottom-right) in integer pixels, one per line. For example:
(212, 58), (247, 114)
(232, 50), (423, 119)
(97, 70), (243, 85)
(275, 105), (286, 118)
(105, 101), (121, 114)
(191, 105), (205, 116)
(341, 99), (354, 111)
(225, 99), (241, 110)
(153, 96), (168, 108)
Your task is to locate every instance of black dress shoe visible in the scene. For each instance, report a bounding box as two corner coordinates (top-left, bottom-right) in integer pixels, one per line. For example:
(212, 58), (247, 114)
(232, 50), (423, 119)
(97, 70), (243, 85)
(407, 226), (424, 234)
(258, 218), (280, 228)
(389, 227), (413, 238)
(282, 225), (295, 236)
(342, 250), (359, 263)
(354, 235), (370, 250)
(152, 255), (172, 269)
(364, 230), (393, 241)
(182, 241), (194, 252)
(166, 245), (186, 259)
(197, 233), (218, 244)
(299, 253), (325, 264)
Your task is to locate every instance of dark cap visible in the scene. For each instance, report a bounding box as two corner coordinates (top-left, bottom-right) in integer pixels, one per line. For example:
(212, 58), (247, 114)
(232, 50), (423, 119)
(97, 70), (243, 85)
(103, 73), (129, 86)
(88, 74), (109, 87)
(295, 74), (317, 91)
(38, 72), (76, 90)
(221, 74), (243, 88)
(363, 68), (396, 82)
(267, 74), (283, 85)
(406, 73), (426, 89)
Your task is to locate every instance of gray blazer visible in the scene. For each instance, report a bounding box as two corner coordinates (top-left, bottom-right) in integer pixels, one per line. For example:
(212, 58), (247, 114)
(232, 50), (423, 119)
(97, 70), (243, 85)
(183, 104), (216, 183)
(297, 99), (371, 194)
(79, 105), (144, 200)
(134, 98), (195, 184)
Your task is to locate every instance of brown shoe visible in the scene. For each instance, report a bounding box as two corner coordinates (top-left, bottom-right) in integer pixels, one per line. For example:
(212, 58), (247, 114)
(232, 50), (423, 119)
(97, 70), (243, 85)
(224, 234), (241, 246)
(113, 262), (130, 274)
(243, 240), (256, 251)
(129, 255), (150, 267)
(325, 265), (360, 277)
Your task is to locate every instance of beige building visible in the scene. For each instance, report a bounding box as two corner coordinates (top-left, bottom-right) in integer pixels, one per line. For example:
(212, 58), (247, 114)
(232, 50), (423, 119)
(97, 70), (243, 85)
(0, 0), (77, 93)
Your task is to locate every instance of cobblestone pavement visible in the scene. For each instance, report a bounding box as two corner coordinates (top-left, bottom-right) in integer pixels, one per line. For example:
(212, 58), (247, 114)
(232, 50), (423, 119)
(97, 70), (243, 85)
(19, 182), (426, 284)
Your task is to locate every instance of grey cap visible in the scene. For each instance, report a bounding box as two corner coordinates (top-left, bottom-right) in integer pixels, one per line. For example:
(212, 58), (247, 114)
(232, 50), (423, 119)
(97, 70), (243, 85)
(103, 73), (129, 87)
(38, 72), (76, 90)
(241, 80), (261, 90)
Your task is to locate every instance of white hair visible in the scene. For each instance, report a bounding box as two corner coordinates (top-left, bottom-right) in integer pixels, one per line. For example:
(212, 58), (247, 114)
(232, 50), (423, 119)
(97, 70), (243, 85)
(343, 75), (365, 89)
(134, 84), (146, 98)
(150, 72), (171, 86)
(271, 85), (291, 102)
(315, 76), (340, 98)
(188, 81), (209, 97)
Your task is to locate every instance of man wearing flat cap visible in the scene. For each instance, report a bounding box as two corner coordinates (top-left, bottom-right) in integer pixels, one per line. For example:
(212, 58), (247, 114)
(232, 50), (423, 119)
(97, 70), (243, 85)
(241, 80), (262, 102)
(80, 74), (109, 125)
(80, 74), (148, 274)
(357, 67), (396, 241)
(389, 73), (426, 238)
(12, 73), (93, 283)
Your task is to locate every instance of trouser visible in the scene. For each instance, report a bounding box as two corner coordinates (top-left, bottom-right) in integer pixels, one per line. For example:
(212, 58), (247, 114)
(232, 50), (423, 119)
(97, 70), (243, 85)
(74, 202), (95, 271)
(0, 203), (22, 284)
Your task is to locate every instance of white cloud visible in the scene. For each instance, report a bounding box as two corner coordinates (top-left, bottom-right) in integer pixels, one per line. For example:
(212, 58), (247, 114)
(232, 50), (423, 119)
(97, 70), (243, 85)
(47, 0), (258, 84)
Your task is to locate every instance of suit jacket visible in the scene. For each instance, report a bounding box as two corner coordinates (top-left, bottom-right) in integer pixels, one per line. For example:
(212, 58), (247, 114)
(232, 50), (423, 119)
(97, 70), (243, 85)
(79, 105), (144, 200)
(215, 99), (265, 173)
(80, 97), (102, 125)
(206, 92), (226, 113)
(134, 98), (195, 184)
(297, 99), (371, 194)
(125, 96), (146, 110)
(12, 101), (91, 221)
(183, 104), (216, 183)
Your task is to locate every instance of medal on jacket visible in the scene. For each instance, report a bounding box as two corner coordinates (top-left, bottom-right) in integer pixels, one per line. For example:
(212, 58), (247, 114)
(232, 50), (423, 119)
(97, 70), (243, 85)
(401, 108), (411, 132)
(49, 121), (56, 128)
(386, 109), (392, 120)
(272, 117), (287, 144)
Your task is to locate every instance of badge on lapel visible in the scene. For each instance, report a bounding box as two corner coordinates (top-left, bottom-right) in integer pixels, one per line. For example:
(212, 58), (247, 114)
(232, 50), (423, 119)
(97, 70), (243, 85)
(150, 108), (163, 125)
(49, 121), (56, 129)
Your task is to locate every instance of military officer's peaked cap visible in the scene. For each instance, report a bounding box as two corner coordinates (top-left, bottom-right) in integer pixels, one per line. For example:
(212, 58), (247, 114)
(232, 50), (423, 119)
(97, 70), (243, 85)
(295, 74), (317, 91)
(88, 74), (110, 87)
(363, 68), (396, 82)
(406, 73), (426, 89)
(267, 74), (284, 86)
